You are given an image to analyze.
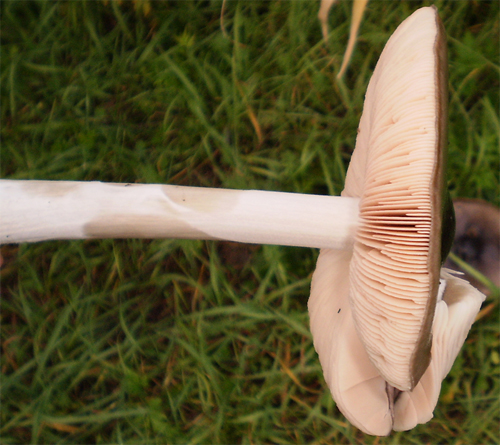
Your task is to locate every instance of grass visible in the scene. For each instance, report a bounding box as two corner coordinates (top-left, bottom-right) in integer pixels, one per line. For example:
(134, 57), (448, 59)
(1, 0), (499, 443)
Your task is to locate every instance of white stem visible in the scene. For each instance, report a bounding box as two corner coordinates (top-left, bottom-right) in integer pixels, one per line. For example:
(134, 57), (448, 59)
(0, 180), (359, 249)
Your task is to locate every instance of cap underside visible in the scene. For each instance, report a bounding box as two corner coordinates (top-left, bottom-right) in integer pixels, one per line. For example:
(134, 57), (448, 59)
(342, 6), (448, 391)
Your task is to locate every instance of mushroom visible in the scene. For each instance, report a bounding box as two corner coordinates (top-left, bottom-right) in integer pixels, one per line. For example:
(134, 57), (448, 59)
(309, 6), (485, 434)
(0, 6), (485, 435)
(444, 198), (500, 293)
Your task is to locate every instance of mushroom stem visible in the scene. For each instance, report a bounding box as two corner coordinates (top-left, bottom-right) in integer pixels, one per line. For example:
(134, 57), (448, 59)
(0, 179), (360, 249)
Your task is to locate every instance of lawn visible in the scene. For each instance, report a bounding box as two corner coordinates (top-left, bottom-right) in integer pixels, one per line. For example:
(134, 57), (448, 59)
(1, 1), (499, 443)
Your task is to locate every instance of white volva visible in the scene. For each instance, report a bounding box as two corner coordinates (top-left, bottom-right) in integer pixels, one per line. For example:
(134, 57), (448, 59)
(309, 250), (485, 435)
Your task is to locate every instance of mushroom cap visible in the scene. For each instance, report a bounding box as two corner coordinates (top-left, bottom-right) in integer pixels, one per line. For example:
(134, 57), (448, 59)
(341, 6), (449, 391)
